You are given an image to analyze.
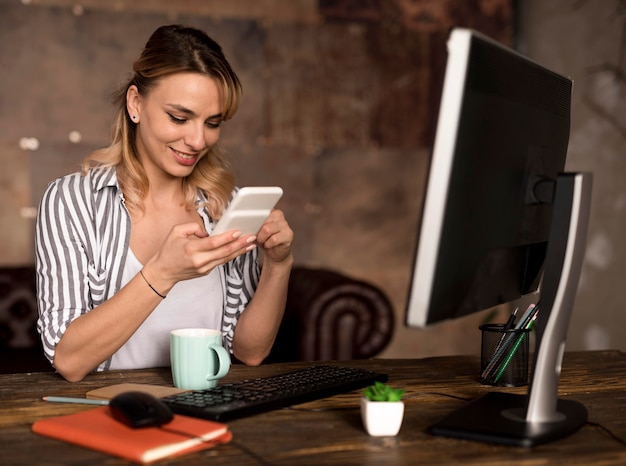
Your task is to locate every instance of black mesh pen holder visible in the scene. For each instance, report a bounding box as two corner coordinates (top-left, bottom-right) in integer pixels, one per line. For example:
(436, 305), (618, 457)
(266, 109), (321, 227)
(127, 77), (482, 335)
(479, 323), (531, 387)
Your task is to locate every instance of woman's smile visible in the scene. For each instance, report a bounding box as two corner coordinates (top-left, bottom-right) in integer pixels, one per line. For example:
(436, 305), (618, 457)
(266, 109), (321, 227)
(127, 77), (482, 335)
(171, 147), (201, 166)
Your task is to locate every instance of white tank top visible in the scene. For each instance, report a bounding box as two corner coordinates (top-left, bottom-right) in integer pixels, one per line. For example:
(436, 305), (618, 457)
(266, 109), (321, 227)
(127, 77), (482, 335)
(109, 250), (223, 370)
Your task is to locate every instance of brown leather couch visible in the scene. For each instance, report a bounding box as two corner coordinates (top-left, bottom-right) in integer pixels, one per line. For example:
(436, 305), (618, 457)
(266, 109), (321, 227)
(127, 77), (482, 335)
(0, 266), (394, 373)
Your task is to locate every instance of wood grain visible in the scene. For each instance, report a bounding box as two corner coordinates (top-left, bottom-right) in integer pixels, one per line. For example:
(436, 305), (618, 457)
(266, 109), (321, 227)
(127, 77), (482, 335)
(1, 351), (625, 465)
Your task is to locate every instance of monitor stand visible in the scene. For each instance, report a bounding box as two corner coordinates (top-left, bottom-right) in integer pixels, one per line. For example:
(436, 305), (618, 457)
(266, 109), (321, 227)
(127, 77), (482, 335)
(429, 172), (592, 447)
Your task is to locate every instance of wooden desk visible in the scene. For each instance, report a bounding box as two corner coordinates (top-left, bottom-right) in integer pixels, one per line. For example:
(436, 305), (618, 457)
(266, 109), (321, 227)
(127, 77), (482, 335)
(1, 351), (625, 465)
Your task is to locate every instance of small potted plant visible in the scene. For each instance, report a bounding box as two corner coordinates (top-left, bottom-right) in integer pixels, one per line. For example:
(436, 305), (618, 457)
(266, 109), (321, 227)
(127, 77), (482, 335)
(360, 381), (405, 437)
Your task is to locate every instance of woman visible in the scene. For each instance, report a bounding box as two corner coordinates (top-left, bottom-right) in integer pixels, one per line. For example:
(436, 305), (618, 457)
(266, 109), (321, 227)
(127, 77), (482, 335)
(35, 25), (294, 382)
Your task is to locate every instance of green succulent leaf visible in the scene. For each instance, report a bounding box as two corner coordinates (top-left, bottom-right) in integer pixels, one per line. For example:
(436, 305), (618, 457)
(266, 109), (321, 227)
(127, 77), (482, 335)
(362, 381), (405, 402)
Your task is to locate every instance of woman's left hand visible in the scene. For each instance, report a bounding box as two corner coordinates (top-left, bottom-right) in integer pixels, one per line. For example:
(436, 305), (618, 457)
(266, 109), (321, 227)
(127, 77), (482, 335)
(255, 209), (294, 265)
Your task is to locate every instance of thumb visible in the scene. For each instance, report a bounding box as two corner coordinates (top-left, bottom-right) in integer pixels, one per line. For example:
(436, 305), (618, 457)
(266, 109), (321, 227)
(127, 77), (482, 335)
(173, 222), (208, 239)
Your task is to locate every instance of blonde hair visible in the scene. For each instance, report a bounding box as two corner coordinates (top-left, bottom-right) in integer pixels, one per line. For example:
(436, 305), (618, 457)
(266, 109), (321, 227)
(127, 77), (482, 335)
(82, 25), (242, 218)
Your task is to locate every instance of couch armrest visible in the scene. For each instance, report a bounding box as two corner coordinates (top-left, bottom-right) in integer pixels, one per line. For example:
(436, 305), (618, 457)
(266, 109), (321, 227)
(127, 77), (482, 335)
(267, 267), (395, 362)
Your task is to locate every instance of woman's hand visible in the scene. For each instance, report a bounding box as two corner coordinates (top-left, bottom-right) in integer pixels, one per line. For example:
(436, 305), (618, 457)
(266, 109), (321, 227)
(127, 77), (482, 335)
(144, 222), (256, 294)
(255, 209), (294, 265)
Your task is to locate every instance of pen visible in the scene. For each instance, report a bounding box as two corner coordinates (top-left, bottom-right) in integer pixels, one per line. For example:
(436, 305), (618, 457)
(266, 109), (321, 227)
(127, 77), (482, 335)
(42, 396), (110, 406)
(503, 307), (518, 331)
(494, 307), (519, 355)
(514, 303), (539, 330)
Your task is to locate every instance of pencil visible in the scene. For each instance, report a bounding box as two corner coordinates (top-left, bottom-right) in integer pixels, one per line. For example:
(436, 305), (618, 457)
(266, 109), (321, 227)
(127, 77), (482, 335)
(42, 396), (109, 406)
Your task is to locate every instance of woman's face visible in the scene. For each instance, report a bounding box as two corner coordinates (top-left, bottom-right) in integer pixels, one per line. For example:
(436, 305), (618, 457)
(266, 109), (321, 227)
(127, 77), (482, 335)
(128, 72), (224, 179)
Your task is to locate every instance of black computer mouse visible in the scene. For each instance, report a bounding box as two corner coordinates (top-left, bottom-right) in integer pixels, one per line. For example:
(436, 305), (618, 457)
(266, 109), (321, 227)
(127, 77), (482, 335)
(109, 391), (174, 428)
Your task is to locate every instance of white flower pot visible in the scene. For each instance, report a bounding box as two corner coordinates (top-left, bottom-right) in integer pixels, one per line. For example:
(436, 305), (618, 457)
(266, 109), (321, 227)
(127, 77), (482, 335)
(360, 397), (405, 437)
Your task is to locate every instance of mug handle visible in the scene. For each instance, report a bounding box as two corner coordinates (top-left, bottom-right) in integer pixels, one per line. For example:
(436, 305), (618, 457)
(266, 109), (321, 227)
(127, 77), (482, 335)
(206, 344), (231, 380)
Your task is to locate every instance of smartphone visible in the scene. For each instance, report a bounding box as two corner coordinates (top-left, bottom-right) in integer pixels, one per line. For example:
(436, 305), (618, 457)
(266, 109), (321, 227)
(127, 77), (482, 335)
(211, 187), (283, 236)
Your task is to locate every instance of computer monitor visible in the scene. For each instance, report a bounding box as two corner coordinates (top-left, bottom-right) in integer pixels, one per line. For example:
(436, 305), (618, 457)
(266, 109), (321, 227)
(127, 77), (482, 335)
(405, 28), (592, 446)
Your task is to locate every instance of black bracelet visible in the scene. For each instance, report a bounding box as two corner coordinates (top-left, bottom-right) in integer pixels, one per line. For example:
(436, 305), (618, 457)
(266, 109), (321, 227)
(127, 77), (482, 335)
(139, 270), (166, 299)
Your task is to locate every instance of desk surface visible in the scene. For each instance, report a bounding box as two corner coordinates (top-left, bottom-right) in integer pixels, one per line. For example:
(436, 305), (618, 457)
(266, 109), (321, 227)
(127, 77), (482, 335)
(1, 351), (625, 465)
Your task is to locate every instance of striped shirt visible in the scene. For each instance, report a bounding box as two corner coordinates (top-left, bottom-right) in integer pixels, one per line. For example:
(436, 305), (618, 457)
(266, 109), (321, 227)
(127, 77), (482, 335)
(35, 166), (260, 372)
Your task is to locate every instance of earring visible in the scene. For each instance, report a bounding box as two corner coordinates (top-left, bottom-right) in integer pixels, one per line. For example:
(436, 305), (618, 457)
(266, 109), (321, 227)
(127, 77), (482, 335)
(132, 115), (137, 121)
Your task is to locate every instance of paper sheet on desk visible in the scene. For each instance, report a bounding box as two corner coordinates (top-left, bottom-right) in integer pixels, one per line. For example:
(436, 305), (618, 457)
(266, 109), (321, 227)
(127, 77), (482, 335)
(86, 383), (188, 400)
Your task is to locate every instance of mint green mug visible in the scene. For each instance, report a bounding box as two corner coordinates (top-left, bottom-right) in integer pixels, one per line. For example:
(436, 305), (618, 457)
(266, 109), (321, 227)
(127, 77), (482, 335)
(170, 328), (231, 390)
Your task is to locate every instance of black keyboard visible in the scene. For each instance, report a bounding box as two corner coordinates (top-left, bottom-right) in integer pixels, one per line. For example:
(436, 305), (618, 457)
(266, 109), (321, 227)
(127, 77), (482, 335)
(162, 364), (388, 422)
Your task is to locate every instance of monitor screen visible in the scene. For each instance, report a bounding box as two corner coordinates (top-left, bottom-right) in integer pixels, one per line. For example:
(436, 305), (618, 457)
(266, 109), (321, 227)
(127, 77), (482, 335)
(405, 28), (571, 328)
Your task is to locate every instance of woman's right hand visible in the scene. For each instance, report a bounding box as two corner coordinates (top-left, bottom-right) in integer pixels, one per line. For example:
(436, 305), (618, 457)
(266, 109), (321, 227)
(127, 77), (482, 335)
(141, 222), (256, 296)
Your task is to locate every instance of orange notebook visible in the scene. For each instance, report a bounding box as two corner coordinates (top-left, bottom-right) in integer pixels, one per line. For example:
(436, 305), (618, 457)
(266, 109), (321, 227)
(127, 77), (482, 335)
(32, 406), (232, 464)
